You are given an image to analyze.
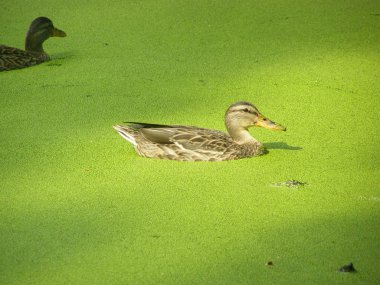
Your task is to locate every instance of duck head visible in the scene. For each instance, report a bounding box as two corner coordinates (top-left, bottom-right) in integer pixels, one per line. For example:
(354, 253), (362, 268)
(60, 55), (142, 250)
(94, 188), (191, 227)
(225, 101), (286, 144)
(25, 17), (66, 53)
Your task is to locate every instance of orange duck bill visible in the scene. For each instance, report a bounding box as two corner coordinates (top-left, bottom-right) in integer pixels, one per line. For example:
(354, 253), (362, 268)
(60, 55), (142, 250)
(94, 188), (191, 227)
(255, 114), (286, 131)
(52, 27), (66, 37)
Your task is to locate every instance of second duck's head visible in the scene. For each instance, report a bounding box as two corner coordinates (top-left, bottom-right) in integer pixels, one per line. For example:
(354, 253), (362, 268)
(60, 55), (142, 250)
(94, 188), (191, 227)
(225, 101), (286, 132)
(25, 17), (66, 53)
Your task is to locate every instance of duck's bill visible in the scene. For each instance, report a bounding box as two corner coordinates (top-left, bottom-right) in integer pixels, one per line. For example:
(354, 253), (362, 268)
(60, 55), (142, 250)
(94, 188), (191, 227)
(52, 27), (66, 37)
(256, 114), (286, 131)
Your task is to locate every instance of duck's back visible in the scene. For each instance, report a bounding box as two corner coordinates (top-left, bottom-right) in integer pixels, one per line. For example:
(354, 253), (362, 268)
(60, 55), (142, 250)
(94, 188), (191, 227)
(0, 45), (49, 71)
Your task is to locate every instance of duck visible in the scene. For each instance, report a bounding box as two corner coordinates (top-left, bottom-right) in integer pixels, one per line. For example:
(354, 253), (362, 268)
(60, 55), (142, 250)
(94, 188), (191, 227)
(113, 101), (286, 161)
(0, 17), (66, 71)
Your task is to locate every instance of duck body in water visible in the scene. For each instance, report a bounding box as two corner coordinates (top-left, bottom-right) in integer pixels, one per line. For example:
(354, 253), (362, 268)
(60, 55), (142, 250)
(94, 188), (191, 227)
(114, 101), (286, 161)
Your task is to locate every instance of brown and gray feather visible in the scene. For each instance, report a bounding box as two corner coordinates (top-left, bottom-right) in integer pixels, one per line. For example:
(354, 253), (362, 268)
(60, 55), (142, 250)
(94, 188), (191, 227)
(0, 45), (48, 71)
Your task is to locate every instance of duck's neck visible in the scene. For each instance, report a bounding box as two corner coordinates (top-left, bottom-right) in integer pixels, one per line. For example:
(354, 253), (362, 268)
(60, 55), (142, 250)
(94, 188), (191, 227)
(25, 34), (46, 53)
(226, 121), (260, 145)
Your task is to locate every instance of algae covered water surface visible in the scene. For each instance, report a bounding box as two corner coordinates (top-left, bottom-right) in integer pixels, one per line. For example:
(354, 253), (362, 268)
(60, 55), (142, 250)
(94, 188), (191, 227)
(1, 0), (379, 284)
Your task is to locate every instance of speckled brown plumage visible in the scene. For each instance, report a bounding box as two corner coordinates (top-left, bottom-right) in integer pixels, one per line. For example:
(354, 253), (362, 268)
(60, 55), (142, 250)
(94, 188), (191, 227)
(114, 102), (286, 161)
(0, 45), (49, 71)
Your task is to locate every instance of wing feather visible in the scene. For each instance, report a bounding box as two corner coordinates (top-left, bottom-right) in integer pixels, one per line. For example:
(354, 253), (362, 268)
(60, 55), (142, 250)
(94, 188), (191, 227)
(123, 122), (232, 156)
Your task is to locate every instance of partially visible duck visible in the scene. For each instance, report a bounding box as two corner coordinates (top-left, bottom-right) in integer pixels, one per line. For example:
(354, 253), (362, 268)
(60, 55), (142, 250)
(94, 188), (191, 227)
(0, 17), (66, 71)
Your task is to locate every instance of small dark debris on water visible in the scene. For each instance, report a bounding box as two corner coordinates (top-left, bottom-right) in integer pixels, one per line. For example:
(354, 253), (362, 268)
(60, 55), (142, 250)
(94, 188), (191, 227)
(271, 180), (307, 188)
(266, 261), (274, 266)
(338, 262), (357, 273)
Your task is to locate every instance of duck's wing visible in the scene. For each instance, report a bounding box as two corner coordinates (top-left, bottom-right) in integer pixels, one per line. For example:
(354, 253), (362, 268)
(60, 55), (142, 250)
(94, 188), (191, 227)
(0, 45), (48, 71)
(136, 124), (232, 153)
(125, 122), (175, 129)
(171, 128), (231, 153)
(124, 122), (179, 144)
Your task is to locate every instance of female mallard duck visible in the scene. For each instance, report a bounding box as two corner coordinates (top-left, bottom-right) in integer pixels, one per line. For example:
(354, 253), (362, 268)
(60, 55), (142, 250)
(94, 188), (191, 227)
(113, 101), (286, 161)
(0, 17), (66, 71)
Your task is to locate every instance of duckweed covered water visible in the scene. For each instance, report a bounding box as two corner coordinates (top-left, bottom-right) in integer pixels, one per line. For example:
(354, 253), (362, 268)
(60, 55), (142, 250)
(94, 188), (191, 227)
(1, 0), (379, 284)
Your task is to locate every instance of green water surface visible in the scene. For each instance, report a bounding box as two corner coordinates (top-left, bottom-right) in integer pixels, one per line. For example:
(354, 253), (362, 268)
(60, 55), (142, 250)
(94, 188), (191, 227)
(1, 0), (379, 284)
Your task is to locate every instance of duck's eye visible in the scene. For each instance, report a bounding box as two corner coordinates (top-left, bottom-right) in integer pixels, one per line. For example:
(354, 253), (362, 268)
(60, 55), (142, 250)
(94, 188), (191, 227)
(240, 108), (258, 116)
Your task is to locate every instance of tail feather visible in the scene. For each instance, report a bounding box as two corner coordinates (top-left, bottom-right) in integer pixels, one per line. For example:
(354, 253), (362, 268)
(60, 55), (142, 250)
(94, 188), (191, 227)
(113, 125), (137, 146)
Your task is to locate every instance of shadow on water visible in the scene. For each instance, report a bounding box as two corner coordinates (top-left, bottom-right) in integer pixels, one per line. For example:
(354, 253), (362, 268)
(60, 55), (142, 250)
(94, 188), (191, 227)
(264, 142), (302, 150)
(51, 51), (75, 60)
